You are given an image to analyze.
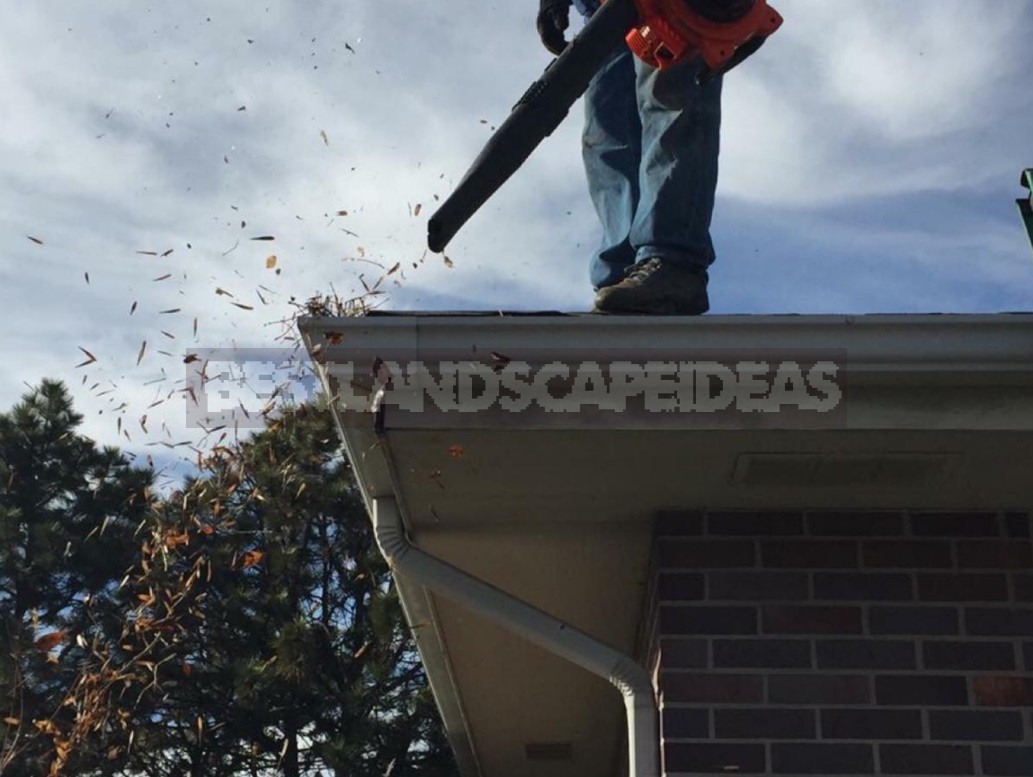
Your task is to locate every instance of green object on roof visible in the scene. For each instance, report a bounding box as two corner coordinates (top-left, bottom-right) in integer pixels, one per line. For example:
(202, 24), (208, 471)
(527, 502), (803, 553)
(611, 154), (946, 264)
(1020, 168), (1033, 254)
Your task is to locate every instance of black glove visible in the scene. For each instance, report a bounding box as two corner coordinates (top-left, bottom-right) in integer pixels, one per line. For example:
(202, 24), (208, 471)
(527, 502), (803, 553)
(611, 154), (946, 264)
(537, 0), (572, 56)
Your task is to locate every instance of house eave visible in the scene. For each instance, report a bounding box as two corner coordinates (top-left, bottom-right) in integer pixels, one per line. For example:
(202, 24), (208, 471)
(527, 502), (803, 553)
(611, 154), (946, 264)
(299, 312), (1033, 777)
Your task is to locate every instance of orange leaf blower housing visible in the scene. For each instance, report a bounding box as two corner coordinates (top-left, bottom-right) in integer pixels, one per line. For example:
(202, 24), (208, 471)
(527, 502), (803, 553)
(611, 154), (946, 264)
(624, 0), (783, 72)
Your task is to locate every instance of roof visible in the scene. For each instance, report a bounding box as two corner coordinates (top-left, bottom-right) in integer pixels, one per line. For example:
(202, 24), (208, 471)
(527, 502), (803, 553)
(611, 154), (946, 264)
(299, 313), (1033, 777)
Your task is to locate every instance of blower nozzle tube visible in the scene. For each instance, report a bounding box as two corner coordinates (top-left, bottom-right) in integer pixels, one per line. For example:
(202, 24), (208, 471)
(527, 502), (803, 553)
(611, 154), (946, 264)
(427, 0), (639, 253)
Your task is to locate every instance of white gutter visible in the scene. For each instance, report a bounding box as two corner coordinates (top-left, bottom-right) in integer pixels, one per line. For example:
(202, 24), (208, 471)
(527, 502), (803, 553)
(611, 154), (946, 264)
(373, 497), (658, 777)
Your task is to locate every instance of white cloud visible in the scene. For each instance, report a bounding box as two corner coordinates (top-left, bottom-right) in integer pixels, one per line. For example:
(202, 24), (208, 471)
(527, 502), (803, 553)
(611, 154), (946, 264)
(1, 0), (1031, 458)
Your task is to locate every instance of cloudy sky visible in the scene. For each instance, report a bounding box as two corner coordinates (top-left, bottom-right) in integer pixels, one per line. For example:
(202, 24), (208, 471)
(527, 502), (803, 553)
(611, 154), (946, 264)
(2, 0), (1031, 474)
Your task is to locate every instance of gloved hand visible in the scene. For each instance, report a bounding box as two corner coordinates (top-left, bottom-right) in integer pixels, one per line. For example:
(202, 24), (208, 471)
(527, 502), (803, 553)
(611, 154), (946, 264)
(537, 0), (572, 56)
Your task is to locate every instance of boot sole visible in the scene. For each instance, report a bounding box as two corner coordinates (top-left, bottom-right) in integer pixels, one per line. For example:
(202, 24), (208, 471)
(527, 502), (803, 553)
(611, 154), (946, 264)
(592, 295), (710, 316)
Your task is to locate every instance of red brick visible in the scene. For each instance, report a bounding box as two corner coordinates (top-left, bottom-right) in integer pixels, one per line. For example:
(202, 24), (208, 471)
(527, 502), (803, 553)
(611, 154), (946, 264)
(664, 743), (765, 774)
(660, 606), (757, 635)
(876, 675), (969, 706)
(982, 746), (1033, 776)
(655, 510), (704, 537)
(918, 574), (1009, 602)
(661, 673), (763, 704)
(768, 674), (870, 705)
(821, 709), (923, 740)
(807, 511), (905, 537)
(910, 512), (1001, 538)
(957, 541), (1033, 570)
(657, 540), (756, 569)
(715, 708), (815, 739)
(973, 676), (1033, 707)
(707, 511), (803, 536)
(880, 744), (974, 775)
(864, 541), (953, 569)
(658, 638), (708, 669)
(708, 571), (809, 602)
(1004, 513), (1031, 538)
(771, 743), (874, 774)
(923, 640), (1016, 671)
(965, 608), (1033, 636)
(1014, 574), (1033, 602)
(814, 572), (914, 601)
(817, 639), (916, 670)
(660, 707), (709, 739)
(870, 606), (960, 635)
(713, 639), (811, 669)
(762, 541), (859, 569)
(763, 605), (862, 635)
(929, 711), (1025, 742)
(657, 572), (705, 601)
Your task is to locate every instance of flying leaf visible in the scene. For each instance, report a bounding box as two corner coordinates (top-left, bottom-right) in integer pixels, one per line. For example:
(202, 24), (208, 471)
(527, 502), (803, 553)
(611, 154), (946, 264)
(443, 255), (454, 269)
(136, 250), (158, 256)
(320, 129), (330, 146)
(491, 351), (512, 373)
(136, 340), (147, 366)
(448, 444), (464, 459)
(130, 301), (137, 315)
(159, 308), (181, 314)
(27, 235), (44, 245)
(161, 248), (174, 257)
(241, 550), (264, 568)
(414, 203), (422, 217)
(34, 631), (66, 652)
(184, 354), (200, 364)
(386, 262), (400, 276)
(76, 347), (97, 368)
(231, 302), (254, 310)
(215, 287), (234, 297)
(250, 235), (275, 241)
(153, 273), (171, 281)
(265, 255), (277, 269)
(84, 272), (90, 284)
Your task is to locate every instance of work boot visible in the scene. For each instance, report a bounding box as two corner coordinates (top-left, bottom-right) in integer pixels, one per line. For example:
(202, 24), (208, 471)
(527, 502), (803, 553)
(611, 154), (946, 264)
(593, 258), (710, 315)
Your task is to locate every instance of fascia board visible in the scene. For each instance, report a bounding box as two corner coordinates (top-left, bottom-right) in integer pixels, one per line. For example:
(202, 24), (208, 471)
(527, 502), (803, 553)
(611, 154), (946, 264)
(300, 313), (1033, 378)
(301, 324), (483, 777)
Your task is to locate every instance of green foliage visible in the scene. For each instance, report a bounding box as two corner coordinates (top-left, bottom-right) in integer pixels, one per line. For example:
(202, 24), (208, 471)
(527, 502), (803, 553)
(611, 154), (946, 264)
(8, 394), (458, 776)
(0, 380), (154, 776)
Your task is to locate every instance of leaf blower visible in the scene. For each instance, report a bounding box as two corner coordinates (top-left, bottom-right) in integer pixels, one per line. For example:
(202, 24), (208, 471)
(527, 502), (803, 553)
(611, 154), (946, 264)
(427, 0), (783, 253)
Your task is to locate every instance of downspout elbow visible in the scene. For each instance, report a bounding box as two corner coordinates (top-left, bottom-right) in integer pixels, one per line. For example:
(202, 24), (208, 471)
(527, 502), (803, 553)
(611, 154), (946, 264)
(372, 497), (659, 777)
(373, 503), (411, 563)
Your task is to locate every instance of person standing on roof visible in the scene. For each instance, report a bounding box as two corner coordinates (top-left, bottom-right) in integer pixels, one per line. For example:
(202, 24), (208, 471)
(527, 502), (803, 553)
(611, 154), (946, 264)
(537, 0), (724, 315)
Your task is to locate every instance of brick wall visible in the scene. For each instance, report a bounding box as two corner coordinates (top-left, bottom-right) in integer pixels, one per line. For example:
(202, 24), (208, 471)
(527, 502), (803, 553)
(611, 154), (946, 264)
(644, 510), (1033, 776)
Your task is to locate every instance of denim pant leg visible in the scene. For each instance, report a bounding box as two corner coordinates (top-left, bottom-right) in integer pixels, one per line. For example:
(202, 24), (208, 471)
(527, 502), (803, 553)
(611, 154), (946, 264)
(583, 48), (642, 290)
(631, 58), (722, 271)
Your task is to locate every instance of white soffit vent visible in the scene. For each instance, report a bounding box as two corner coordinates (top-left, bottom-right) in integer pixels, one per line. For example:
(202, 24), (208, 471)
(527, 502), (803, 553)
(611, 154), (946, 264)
(733, 453), (961, 487)
(525, 742), (574, 761)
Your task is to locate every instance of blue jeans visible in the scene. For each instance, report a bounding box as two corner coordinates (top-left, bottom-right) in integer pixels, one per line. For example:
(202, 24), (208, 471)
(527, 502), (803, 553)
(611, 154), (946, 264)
(579, 30), (723, 289)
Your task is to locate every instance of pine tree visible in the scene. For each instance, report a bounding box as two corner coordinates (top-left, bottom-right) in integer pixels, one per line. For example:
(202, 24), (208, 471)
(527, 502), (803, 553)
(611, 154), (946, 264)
(69, 402), (456, 776)
(0, 380), (153, 775)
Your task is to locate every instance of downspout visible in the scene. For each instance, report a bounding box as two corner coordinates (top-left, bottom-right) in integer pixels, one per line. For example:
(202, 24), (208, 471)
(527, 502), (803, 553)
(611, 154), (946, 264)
(373, 497), (659, 777)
